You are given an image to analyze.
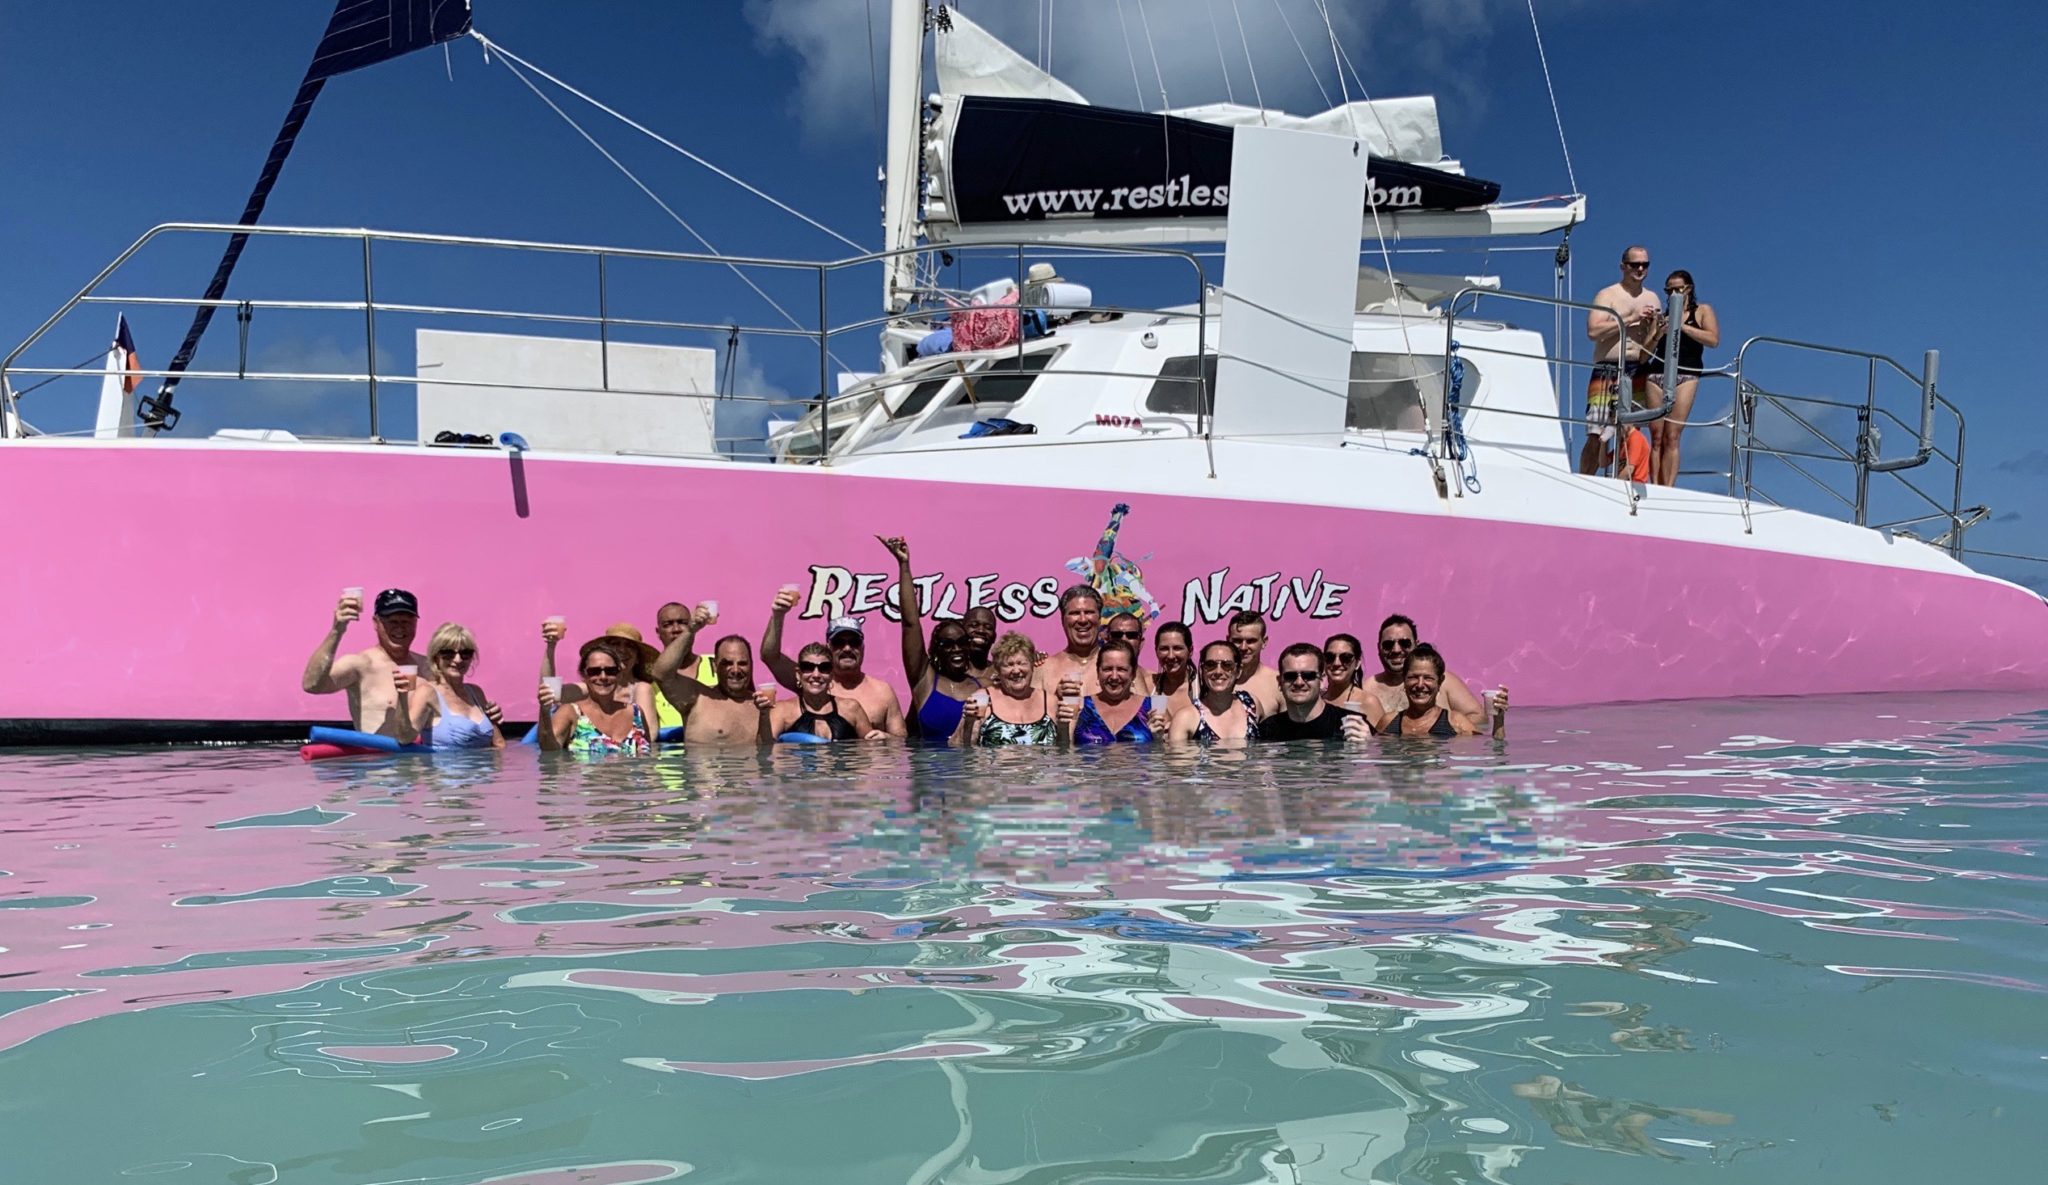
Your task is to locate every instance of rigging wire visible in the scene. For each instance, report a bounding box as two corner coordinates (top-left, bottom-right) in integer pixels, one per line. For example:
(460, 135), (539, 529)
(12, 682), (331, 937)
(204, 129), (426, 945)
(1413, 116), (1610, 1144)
(1133, 0), (1170, 108)
(1114, 0), (1147, 109)
(470, 31), (868, 253)
(1207, 0), (1238, 104)
(1268, 0), (1332, 108)
(1526, 0), (1579, 194)
(863, 0), (884, 175)
(481, 37), (854, 375)
(1228, 0), (1267, 119)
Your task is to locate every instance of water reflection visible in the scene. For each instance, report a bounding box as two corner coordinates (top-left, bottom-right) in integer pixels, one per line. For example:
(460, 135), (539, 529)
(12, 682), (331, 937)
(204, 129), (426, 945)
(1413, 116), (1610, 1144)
(0, 693), (2044, 1182)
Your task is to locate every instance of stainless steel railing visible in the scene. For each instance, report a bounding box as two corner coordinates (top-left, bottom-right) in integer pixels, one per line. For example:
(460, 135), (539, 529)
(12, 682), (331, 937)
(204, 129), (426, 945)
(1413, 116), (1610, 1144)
(0, 222), (1211, 464)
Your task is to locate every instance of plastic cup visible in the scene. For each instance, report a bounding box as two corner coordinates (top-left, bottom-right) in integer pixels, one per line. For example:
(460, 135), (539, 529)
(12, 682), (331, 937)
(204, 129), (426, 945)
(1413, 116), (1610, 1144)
(699, 600), (720, 620)
(543, 615), (565, 629)
(541, 676), (563, 697)
(395, 664), (418, 678)
(778, 583), (801, 597)
(341, 586), (364, 602)
(970, 690), (990, 708)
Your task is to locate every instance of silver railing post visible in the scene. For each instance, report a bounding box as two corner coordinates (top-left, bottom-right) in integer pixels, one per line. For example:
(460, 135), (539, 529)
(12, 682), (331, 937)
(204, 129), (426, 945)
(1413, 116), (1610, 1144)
(361, 234), (380, 442)
(1853, 355), (1876, 525)
(817, 264), (831, 466)
(597, 253), (611, 391)
(1950, 402), (1967, 559)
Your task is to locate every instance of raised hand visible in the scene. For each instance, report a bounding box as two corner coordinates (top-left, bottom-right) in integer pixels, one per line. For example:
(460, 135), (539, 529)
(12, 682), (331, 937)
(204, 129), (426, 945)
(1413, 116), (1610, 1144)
(1055, 698), (1080, 725)
(334, 594), (361, 630)
(876, 534), (911, 564)
(752, 687), (777, 712)
(392, 668), (417, 697)
(540, 619), (566, 647)
(771, 587), (800, 615)
(1339, 714), (1371, 744)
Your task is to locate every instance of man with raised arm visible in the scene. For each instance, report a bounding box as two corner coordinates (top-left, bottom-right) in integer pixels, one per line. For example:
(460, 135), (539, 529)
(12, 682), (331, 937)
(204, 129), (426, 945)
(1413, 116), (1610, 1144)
(1038, 585), (1104, 694)
(1254, 643), (1370, 744)
(1227, 609), (1282, 718)
(762, 592), (908, 739)
(1365, 613), (1487, 727)
(1580, 244), (1667, 475)
(300, 588), (426, 739)
(651, 621), (775, 746)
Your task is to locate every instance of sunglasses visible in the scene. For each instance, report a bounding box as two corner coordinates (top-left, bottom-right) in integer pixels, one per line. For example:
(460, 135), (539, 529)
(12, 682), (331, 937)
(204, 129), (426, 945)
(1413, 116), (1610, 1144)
(1324, 650), (1357, 663)
(581, 665), (621, 679)
(1665, 286), (1689, 294)
(1379, 638), (1415, 652)
(1199, 659), (1236, 672)
(1278, 670), (1320, 685)
(1625, 260), (1650, 269)
(796, 660), (832, 674)
(437, 647), (476, 660)
(1105, 630), (1142, 641)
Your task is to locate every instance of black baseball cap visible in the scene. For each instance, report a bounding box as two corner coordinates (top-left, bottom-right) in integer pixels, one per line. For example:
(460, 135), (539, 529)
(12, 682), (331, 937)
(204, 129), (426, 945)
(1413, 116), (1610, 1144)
(374, 588), (419, 618)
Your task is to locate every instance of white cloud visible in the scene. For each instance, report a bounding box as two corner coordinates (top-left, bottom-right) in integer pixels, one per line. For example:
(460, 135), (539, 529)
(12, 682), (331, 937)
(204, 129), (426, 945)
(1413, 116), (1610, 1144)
(745, 0), (1506, 136)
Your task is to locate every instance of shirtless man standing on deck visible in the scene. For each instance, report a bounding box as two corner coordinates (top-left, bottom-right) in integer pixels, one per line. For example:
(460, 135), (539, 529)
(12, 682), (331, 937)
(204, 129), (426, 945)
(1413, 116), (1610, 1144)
(300, 588), (426, 738)
(652, 627), (774, 745)
(1579, 245), (1667, 475)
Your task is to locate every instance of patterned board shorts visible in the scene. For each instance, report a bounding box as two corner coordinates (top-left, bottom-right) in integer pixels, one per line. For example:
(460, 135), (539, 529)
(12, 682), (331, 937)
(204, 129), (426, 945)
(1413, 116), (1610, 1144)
(1586, 360), (1651, 416)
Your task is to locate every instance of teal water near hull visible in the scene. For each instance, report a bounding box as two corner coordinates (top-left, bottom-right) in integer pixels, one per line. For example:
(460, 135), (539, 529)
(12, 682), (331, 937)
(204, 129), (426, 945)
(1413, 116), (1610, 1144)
(2, 692), (2045, 1183)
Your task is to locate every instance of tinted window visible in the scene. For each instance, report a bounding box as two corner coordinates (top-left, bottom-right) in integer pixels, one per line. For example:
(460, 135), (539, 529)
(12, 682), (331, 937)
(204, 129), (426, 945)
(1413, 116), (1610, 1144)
(946, 351), (1054, 408)
(1346, 352), (1475, 432)
(1144, 354), (1218, 415)
(890, 375), (951, 419)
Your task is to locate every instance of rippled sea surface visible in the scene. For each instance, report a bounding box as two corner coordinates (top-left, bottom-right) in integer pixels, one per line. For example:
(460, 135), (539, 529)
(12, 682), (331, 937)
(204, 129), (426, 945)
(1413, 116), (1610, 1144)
(4, 693), (2047, 1184)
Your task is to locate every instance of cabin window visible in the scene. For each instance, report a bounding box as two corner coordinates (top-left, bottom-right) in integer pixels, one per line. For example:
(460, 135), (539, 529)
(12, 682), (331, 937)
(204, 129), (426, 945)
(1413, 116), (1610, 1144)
(889, 374), (952, 420)
(1143, 354), (1218, 415)
(916, 350), (1060, 435)
(1346, 352), (1476, 432)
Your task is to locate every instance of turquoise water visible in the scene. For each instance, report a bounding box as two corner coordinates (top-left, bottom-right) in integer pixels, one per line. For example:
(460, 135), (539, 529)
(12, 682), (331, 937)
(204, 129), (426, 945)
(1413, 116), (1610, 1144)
(2, 692), (2045, 1184)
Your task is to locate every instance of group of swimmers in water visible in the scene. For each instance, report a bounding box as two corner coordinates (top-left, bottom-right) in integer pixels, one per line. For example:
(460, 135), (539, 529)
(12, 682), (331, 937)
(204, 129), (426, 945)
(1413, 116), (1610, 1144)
(303, 537), (1506, 757)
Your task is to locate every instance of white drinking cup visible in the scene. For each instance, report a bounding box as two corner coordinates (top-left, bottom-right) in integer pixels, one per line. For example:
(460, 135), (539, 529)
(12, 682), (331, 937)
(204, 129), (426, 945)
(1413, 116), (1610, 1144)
(541, 676), (563, 698)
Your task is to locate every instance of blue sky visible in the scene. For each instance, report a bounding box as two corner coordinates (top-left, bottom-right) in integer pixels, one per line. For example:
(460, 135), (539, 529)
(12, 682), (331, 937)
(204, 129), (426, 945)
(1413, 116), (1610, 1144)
(3, 1), (2044, 583)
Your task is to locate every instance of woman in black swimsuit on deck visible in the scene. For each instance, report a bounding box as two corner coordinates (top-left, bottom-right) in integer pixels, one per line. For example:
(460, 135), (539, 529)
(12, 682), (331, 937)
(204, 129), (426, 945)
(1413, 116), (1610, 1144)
(1645, 269), (1721, 487)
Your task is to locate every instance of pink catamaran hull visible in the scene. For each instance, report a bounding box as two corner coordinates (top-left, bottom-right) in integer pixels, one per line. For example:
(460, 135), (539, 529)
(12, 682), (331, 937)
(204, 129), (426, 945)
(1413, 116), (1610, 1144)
(6, 440), (2047, 741)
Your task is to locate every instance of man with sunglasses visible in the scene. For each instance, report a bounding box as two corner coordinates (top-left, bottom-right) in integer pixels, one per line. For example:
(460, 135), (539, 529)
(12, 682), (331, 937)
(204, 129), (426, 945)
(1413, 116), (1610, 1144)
(652, 622), (778, 745)
(761, 595), (908, 738)
(1580, 245), (1666, 475)
(300, 587), (427, 739)
(1254, 643), (1370, 743)
(1365, 614), (1486, 728)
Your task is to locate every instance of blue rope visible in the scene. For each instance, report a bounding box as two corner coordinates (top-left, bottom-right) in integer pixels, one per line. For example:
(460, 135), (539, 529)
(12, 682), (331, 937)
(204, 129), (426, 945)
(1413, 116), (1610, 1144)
(1445, 340), (1481, 493)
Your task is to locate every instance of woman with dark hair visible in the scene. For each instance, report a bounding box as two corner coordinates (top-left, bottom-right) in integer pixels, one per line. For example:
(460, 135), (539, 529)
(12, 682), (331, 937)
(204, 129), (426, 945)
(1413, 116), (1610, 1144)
(879, 535), (985, 742)
(539, 636), (659, 756)
(1070, 641), (1166, 744)
(1372, 644), (1506, 739)
(768, 642), (883, 741)
(1167, 640), (1260, 745)
(1646, 268), (1721, 486)
(1321, 632), (1373, 714)
(1150, 621), (1195, 712)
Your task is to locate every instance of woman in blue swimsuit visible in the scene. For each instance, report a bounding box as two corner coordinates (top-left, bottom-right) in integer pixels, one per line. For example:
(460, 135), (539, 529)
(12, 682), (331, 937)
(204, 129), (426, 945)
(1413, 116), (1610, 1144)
(879, 534), (983, 743)
(406, 623), (504, 749)
(1070, 641), (1166, 744)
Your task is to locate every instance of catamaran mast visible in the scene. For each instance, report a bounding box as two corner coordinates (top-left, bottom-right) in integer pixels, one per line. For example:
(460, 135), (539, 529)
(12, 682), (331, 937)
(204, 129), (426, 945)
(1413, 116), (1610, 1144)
(881, 0), (928, 314)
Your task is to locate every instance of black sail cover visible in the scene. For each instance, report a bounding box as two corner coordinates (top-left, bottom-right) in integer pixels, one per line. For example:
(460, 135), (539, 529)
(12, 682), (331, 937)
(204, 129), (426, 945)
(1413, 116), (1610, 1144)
(943, 96), (1500, 225)
(146, 0), (473, 429)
